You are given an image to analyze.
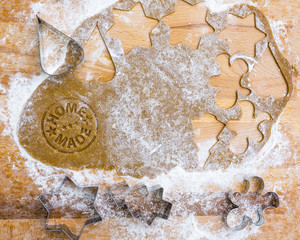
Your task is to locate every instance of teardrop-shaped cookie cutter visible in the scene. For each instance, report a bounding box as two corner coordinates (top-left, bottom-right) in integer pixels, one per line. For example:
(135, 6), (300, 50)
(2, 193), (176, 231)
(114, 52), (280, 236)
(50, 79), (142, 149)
(37, 16), (85, 76)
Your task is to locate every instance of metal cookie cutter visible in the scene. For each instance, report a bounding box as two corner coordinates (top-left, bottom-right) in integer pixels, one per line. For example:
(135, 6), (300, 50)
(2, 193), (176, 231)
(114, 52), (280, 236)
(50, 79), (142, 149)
(226, 176), (279, 230)
(109, 183), (172, 225)
(37, 16), (84, 76)
(39, 176), (102, 240)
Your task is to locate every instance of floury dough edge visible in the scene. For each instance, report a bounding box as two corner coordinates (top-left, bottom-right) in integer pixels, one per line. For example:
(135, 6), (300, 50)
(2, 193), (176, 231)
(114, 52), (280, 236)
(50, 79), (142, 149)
(0, 0), (298, 239)
(16, 1), (295, 178)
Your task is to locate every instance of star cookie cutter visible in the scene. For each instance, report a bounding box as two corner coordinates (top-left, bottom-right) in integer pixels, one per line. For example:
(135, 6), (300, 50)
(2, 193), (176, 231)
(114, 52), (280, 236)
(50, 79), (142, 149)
(109, 183), (172, 225)
(226, 176), (279, 230)
(37, 16), (84, 76)
(39, 176), (102, 240)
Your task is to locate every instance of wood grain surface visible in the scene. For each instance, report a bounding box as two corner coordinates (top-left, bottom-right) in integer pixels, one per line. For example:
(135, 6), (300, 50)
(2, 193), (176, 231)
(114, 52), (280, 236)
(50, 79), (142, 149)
(0, 0), (299, 239)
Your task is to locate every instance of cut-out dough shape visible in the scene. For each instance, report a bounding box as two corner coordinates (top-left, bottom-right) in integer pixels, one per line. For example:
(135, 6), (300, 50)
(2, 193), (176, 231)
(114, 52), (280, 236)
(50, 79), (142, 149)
(74, 25), (115, 82)
(250, 46), (288, 99)
(192, 114), (225, 166)
(218, 13), (266, 57)
(162, 0), (213, 49)
(209, 53), (249, 109)
(114, 0), (177, 20)
(18, 3), (295, 178)
(108, 3), (158, 54)
(227, 101), (270, 155)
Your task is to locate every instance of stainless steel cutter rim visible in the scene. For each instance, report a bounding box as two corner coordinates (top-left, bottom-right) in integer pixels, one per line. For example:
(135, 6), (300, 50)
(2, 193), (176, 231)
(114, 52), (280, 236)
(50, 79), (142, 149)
(39, 175), (102, 240)
(226, 176), (280, 231)
(36, 16), (85, 77)
(108, 183), (172, 225)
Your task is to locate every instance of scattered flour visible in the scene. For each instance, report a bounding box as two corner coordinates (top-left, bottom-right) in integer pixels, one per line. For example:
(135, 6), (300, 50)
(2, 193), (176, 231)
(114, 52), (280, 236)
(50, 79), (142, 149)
(0, 0), (297, 239)
(203, 0), (258, 13)
(30, 0), (118, 35)
(269, 18), (292, 54)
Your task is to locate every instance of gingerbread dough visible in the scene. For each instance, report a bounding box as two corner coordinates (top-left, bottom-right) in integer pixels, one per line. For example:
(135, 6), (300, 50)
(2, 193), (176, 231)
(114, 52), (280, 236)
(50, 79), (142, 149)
(18, 1), (294, 178)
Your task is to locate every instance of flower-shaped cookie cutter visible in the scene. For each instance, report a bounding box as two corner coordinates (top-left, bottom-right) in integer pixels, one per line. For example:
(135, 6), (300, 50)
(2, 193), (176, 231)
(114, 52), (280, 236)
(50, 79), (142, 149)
(226, 176), (279, 230)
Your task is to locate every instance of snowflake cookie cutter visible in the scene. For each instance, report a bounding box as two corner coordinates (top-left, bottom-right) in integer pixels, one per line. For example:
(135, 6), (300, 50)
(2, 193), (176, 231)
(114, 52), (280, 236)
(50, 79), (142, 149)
(37, 16), (85, 76)
(109, 183), (172, 225)
(226, 176), (279, 231)
(39, 176), (102, 240)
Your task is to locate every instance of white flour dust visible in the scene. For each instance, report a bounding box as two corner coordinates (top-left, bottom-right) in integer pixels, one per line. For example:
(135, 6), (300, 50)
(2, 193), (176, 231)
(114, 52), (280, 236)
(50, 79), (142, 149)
(269, 18), (296, 62)
(0, 0), (297, 239)
(203, 0), (258, 13)
(30, 0), (118, 35)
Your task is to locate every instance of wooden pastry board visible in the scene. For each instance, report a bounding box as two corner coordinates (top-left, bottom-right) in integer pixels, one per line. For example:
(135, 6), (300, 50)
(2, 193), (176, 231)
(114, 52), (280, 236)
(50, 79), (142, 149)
(0, 0), (299, 239)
